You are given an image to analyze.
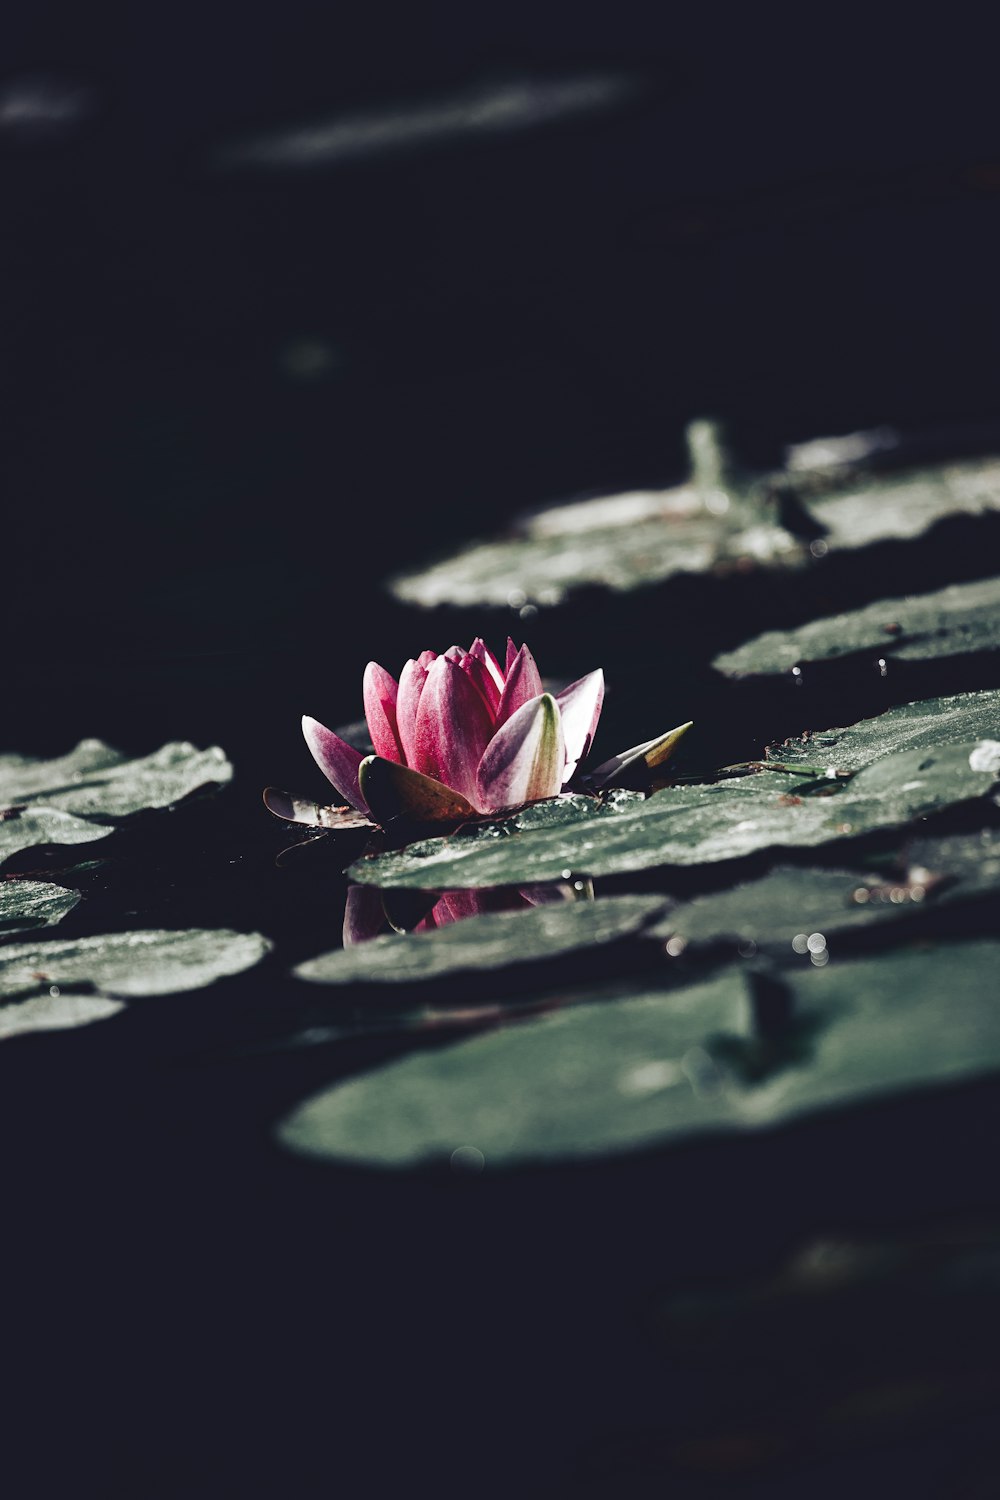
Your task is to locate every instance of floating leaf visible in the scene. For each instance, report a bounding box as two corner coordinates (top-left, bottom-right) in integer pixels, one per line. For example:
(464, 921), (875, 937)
(295, 895), (667, 987)
(0, 807), (112, 864)
(0, 991), (124, 1042)
(649, 837), (1000, 955)
(0, 738), (232, 819)
(716, 576), (1000, 678)
(278, 940), (1000, 1169)
(389, 439), (1000, 611)
(0, 739), (233, 862)
(348, 732), (999, 891)
(0, 927), (271, 1004)
(769, 690), (1000, 774)
(0, 880), (81, 935)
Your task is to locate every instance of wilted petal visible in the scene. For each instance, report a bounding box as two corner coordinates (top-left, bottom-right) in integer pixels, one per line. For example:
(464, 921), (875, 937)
(302, 716), (368, 812)
(495, 643), (544, 727)
(477, 692), (565, 811)
(363, 661), (404, 762)
(358, 754), (477, 827)
(412, 656), (495, 804)
(555, 668), (605, 782)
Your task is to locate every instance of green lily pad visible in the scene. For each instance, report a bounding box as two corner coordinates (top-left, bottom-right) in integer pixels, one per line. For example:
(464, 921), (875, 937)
(0, 880), (81, 935)
(0, 738), (232, 819)
(808, 456), (1000, 550)
(390, 491), (804, 608)
(295, 894), (667, 987)
(389, 435), (1000, 611)
(0, 991), (125, 1042)
(770, 690), (1000, 774)
(0, 927), (271, 1003)
(0, 738), (233, 863)
(715, 576), (1000, 677)
(278, 939), (1000, 1169)
(347, 730), (999, 891)
(0, 807), (113, 865)
(649, 835), (1000, 955)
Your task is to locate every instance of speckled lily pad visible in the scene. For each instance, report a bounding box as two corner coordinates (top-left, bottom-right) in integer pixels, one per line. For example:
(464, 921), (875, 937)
(715, 576), (1000, 678)
(0, 739), (233, 861)
(0, 880), (81, 935)
(0, 927), (271, 1003)
(348, 715), (1000, 890)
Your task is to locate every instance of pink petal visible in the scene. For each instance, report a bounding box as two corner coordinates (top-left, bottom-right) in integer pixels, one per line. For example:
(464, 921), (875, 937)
(495, 643), (544, 728)
(417, 649), (437, 669)
(457, 650), (500, 715)
(302, 716), (368, 812)
(343, 885), (387, 946)
(477, 692), (565, 811)
(397, 658), (431, 764)
(505, 637), (519, 674)
(469, 637), (505, 693)
(555, 668), (605, 782)
(412, 656), (495, 805)
(363, 661), (404, 763)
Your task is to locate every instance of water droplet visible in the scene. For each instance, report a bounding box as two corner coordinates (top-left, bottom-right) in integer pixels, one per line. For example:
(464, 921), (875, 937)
(809, 538), (828, 558)
(48, 985), (61, 998)
(507, 589), (527, 609)
(519, 603), (538, 621)
(810, 948), (830, 967)
(806, 932), (826, 953)
(665, 935), (686, 957)
(791, 933), (809, 953)
(450, 1146), (485, 1173)
(851, 887), (870, 904)
(876, 657), (888, 677)
(737, 938), (758, 958)
(561, 868), (573, 880)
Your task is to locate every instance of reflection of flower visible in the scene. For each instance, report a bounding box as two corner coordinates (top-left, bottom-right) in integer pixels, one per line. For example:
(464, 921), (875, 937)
(343, 882), (577, 945)
(304, 638), (603, 818)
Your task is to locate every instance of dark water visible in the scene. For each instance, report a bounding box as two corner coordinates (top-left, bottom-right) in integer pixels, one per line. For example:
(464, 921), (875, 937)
(5, 14), (1000, 1495)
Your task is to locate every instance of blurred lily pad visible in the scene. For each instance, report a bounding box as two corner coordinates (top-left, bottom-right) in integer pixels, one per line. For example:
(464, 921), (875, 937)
(0, 880), (81, 935)
(348, 723), (999, 891)
(716, 576), (1000, 677)
(278, 939), (1000, 1168)
(770, 690), (1000, 774)
(0, 927), (271, 1003)
(296, 894), (667, 987)
(389, 438), (1000, 611)
(0, 991), (124, 1042)
(0, 807), (112, 864)
(0, 738), (233, 861)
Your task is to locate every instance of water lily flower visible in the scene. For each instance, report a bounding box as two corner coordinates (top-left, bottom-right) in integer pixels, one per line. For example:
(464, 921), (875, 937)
(303, 637), (605, 822)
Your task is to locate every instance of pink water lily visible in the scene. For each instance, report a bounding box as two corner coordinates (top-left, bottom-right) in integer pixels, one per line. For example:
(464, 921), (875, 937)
(303, 638), (604, 820)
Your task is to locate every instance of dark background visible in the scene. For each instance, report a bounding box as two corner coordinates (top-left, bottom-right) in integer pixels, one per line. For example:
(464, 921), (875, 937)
(4, 8), (1000, 1496)
(6, 7), (1000, 786)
